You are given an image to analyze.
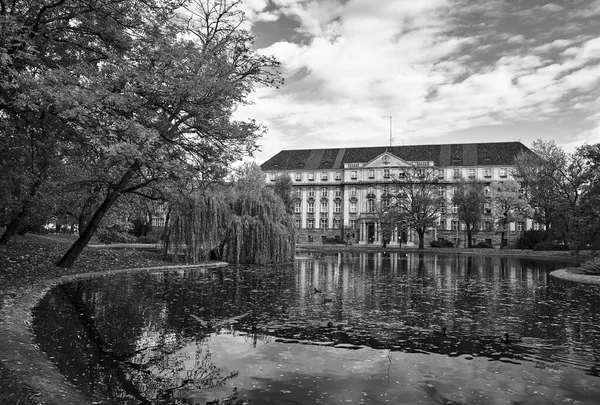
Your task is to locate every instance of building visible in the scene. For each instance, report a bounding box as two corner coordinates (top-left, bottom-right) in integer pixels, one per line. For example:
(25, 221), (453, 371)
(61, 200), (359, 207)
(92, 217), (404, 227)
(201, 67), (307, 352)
(260, 141), (535, 247)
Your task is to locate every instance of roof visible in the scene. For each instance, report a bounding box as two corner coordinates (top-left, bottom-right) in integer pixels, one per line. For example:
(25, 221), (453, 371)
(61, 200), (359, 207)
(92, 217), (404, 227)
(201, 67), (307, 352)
(260, 142), (532, 171)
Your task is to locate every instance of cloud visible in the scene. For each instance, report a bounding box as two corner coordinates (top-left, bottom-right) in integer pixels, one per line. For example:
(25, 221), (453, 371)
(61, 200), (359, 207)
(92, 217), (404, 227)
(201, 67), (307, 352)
(234, 0), (600, 162)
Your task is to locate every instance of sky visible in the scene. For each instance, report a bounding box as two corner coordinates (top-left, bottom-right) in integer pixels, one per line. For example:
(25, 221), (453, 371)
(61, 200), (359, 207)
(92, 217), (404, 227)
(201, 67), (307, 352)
(232, 0), (600, 164)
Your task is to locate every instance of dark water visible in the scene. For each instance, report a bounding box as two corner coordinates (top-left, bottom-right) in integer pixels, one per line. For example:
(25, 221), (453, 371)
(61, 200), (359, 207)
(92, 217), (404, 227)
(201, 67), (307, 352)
(32, 253), (600, 404)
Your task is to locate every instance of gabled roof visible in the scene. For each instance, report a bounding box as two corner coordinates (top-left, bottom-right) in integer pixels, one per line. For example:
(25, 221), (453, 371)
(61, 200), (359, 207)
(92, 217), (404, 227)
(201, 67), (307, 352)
(260, 142), (532, 171)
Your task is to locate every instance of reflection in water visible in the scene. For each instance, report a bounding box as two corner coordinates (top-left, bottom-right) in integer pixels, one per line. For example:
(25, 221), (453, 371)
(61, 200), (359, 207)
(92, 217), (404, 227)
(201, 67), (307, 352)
(32, 253), (600, 404)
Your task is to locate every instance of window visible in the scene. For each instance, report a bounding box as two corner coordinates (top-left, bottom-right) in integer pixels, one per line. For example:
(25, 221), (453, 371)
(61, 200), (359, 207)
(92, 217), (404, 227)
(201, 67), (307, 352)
(437, 169), (445, 179)
(367, 186), (375, 196)
(383, 168), (390, 178)
(484, 168), (491, 178)
(334, 201), (341, 213)
(453, 169), (460, 178)
(417, 169), (425, 178)
(367, 199), (375, 213)
(335, 187), (341, 197)
(533, 222), (541, 230)
(350, 219), (357, 229)
(295, 188), (302, 198)
(294, 202), (301, 213)
(294, 218), (301, 228)
(335, 172), (342, 180)
(307, 219), (315, 229)
(308, 187), (315, 197)
(517, 221), (525, 232)
(320, 218), (328, 229)
(333, 218), (341, 229)
(452, 204), (458, 214)
(321, 187), (328, 197)
(437, 187), (445, 196)
(499, 168), (508, 178)
(484, 203), (492, 214)
(398, 169), (406, 178)
(468, 168), (476, 178)
(382, 155), (390, 164)
(350, 170), (357, 179)
(350, 187), (357, 197)
(270, 173), (276, 181)
(320, 200), (328, 213)
(483, 221), (492, 231)
(321, 172), (328, 181)
(308, 201), (314, 213)
(382, 198), (390, 207)
(383, 185), (390, 195)
(295, 172), (302, 181)
(438, 201), (446, 213)
(368, 169), (375, 179)
(350, 201), (357, 213)
(308, 172), (315, 181)
(451, 220), (459, 231)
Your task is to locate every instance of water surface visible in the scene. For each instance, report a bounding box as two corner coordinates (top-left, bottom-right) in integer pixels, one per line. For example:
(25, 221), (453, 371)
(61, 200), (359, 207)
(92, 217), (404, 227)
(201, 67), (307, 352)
(32, 252), (600, 404)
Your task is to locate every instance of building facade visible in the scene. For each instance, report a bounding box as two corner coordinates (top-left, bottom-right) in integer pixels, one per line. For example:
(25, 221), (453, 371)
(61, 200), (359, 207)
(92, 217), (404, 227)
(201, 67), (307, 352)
(260, 142), (534, 247)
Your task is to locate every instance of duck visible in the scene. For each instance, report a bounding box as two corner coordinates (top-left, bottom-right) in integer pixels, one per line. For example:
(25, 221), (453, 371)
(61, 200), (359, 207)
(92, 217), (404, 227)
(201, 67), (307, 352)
(323, 296), (333, 304)
(313, 287), (322, 294)
(501, 332), (522, 344)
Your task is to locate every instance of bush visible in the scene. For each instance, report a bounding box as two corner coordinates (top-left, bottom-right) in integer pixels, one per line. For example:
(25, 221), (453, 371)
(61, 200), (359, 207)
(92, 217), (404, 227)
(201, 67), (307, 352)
(581, 256), (600, 275)
(430, 239), (454, 248)
(533, 241), (570, 251)
(517, 230), (549, 249)
(474, 242), (493, 249)
(97, 229), (137, 244)
(137, 234), (161, 244)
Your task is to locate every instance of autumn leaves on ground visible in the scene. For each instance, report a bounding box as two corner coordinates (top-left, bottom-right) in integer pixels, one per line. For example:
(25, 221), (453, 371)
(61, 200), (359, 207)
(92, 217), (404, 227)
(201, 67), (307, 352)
(0, 233), (169, 405)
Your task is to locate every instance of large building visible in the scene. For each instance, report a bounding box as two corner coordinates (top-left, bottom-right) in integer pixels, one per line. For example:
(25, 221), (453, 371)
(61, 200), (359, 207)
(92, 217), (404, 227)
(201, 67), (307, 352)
(260, 141), (535, 247)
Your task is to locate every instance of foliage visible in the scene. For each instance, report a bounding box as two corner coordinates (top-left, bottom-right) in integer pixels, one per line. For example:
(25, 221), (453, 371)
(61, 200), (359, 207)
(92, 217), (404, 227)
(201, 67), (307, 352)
(490, 180), (529, 246)
(392, 167), (444, 249)
(166, 164), (295, 265)
(373, 200), (403, 247)
(516, 230), (549, 250)
(430, 239), (454, 248)
(580, 256), (600, 275)
(533, 241), (570, 251)
(452, 178), (485, 248)
(0, 0), (282, 269)
(273, 174), (294, 214)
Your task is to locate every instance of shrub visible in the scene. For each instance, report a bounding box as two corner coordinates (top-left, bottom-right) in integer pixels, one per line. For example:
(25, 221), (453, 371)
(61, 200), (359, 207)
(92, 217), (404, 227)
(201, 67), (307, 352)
(97, 229), (137, 244)
(533, 241), (570, 251)
(517, 230), (549, 249)
(431, 239), (454, 248)
(474, 242), (493, 249)
(581, 256), (600, 275)
(137, 234), (161, 244)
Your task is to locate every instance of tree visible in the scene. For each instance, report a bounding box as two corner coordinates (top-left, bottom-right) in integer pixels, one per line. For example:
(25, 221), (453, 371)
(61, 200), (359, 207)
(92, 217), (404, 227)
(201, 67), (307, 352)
(490, 180), (529, 247)
(0, 1), (282, 267)
(513, 140), (586, 241)
(373, 200), (403, 248)
(273, 174), (294, 214)
(571, 143), (600, 250)
(166, 163), (295, 264)
(453, 178), (485, 248)
(393, 167), (444, 249)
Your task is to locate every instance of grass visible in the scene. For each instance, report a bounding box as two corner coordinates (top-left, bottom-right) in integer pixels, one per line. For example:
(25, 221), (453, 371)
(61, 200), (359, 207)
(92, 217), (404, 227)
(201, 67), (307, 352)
(0, 233), (173, 405)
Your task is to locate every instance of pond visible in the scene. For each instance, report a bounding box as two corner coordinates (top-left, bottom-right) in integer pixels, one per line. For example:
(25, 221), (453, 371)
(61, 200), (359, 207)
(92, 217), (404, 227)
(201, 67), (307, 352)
(32, 252), (600, 404)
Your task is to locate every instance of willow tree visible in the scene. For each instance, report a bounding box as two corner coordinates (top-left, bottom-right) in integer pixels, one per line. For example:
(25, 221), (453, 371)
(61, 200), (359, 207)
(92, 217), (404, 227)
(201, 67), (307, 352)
(166, 164), (295, 265)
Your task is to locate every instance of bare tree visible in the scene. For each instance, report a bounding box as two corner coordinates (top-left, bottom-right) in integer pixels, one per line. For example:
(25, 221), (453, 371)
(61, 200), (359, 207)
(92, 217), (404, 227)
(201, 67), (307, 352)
(453, 178), (485, 248)
(392, 167), (444, 249)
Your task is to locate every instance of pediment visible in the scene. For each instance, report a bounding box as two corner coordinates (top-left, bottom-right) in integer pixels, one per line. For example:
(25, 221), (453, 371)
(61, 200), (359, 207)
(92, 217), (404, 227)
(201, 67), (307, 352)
(364, 152), (412, 168)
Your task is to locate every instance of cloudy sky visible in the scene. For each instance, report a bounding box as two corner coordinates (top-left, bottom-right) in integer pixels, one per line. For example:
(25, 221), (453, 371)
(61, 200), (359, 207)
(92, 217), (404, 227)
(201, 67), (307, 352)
(233, 0), (600, 163)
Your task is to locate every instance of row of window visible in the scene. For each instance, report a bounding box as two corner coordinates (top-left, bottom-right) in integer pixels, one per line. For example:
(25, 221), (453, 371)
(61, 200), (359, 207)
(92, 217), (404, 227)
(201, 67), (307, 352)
(271, 167), (510, 182)
(295, 218), (359, 229)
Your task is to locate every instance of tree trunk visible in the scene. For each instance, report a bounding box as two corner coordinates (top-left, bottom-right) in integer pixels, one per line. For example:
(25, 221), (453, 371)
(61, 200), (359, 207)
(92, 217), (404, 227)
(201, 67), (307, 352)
(467, 227), (473, 248)
(417, 228), (425, 249)
(56, 161), (141, 268)
(0, 213), (26, 244)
